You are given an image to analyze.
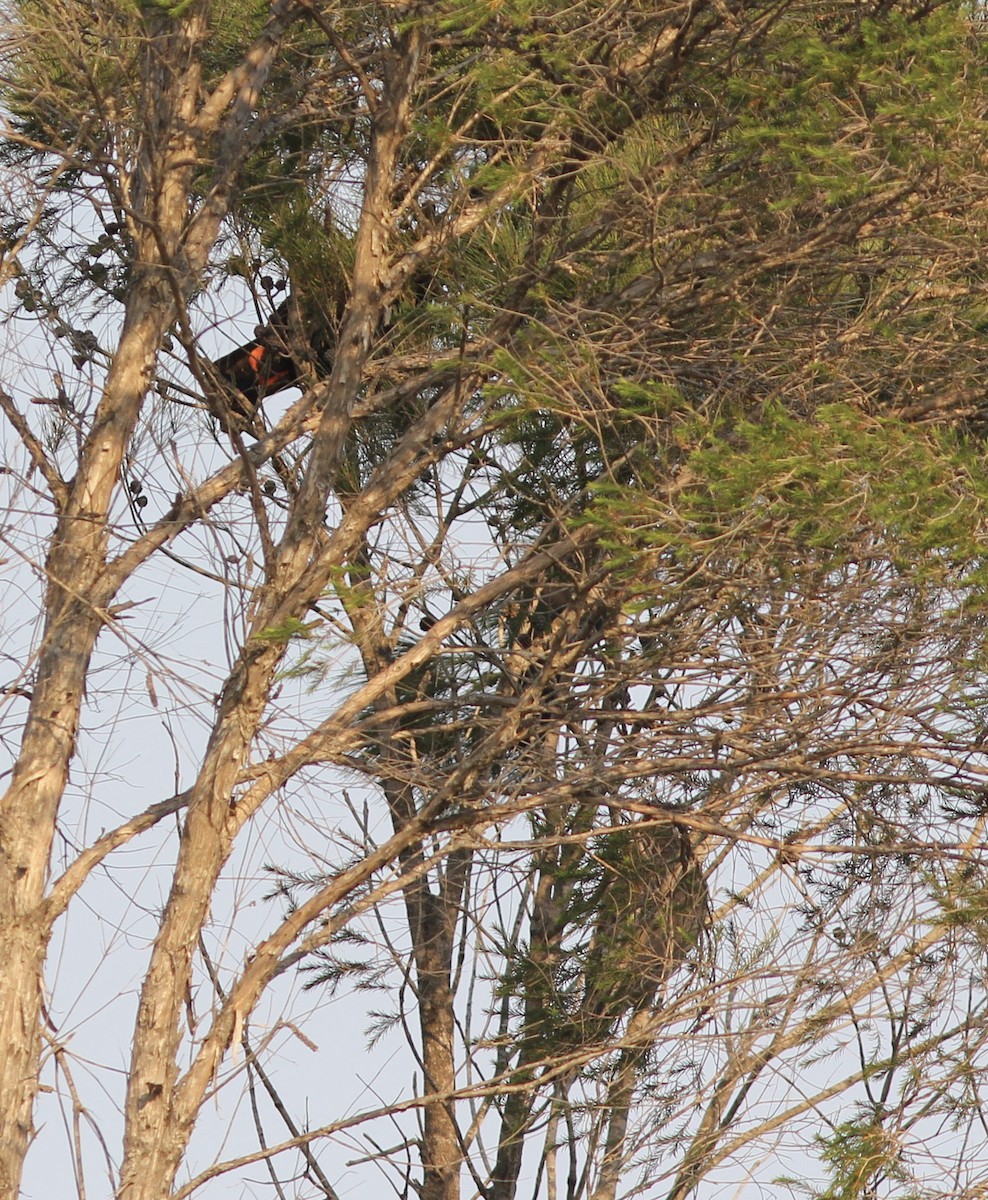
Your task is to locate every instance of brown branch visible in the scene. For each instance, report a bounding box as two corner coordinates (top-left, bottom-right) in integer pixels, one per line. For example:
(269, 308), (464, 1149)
(0, 387), (68, 508)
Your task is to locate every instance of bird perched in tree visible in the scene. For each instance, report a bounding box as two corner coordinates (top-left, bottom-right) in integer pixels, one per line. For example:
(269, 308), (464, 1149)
(210, 299), (305, 427)
(208, 264), (431, 431)
(209, 292), (343, 430)
(213, 319), (299, 408)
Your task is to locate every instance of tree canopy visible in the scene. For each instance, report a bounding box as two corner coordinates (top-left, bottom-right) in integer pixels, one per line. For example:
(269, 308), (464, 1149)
(2, 2), (988, 1199)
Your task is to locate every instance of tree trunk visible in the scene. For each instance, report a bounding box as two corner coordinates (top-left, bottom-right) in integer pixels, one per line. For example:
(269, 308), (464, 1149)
(0, 275), (180, 1197)
(587, 1009), (658, 1200)
(412, 883), (463, 1200)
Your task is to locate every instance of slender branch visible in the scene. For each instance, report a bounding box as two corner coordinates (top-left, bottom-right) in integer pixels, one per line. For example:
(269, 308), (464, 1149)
(44, 790), (189, 925)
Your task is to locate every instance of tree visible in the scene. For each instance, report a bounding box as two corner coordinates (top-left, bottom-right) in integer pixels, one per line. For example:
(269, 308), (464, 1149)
(2, 2), (988, 1198)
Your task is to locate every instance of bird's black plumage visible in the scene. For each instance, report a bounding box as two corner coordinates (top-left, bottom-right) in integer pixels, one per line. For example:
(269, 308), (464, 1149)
(211, 299), (304, 423)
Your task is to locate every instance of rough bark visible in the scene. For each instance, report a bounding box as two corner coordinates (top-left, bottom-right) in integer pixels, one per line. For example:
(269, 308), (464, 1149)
(409, 860), (468, 1200)
(0, 4), (295, 1192)
(116, 26), (426, 1200)
(0, 9), (207, 1188)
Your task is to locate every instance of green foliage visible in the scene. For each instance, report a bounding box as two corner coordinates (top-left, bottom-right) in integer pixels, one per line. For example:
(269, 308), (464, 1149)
(0, 0), (141, 156)
(687, 403), (988, 552)
(1, 0), (299, 163)
(933, 865), (988, 950)
(203, 0), (270, 54)
(254, 616), (315, 645)
(723, 8), (969, 207)
(135, 0), (196, 18)
(587, 398), (988, 596)
(813, 1111), (905, 1200)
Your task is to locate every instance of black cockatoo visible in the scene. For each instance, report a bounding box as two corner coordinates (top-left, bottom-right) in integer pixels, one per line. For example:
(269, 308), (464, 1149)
(211, 299), (305, 425)
(209, 268), (426, 428)
(210, 294), (343, 428)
